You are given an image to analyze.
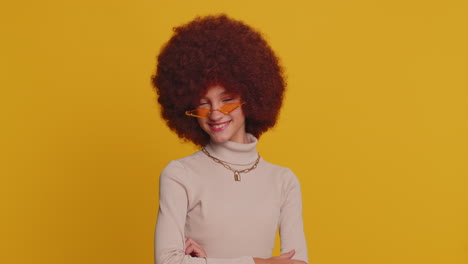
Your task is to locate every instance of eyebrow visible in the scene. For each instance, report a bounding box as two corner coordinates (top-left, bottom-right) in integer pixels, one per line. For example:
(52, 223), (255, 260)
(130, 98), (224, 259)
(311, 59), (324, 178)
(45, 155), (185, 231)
(218, 91), (233, 96)
(199, 91), (236, 101)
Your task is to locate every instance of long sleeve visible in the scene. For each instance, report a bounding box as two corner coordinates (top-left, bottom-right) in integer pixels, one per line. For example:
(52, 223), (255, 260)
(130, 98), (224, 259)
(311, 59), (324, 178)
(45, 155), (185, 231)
(155, 161), (255, 264)
(278, 170), (308, 263)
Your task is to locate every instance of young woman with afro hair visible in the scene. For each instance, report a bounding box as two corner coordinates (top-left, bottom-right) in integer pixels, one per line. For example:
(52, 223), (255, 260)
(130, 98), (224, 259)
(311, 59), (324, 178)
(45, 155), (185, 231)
(152, 14), (308, 264)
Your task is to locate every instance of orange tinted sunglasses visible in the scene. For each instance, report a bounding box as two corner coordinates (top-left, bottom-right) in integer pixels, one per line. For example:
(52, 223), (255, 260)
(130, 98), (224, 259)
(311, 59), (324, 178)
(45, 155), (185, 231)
(185, 102), (246, 118)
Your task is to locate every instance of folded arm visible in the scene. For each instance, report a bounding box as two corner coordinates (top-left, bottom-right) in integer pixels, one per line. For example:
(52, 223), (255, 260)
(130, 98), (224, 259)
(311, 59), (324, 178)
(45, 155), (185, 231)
(155, 161), (308, 264)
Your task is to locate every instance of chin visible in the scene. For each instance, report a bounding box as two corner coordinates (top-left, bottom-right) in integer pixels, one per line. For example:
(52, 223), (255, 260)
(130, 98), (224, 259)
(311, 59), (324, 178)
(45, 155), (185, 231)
(210, 134), (230, 143)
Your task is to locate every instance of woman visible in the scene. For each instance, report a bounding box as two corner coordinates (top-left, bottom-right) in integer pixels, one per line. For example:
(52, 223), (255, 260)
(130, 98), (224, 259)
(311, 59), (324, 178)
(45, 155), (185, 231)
(152, 14), (308, 264)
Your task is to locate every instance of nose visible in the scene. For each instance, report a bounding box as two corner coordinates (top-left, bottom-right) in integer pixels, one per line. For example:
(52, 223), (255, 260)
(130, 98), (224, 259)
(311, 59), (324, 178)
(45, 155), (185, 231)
(207, 105), (225, 121)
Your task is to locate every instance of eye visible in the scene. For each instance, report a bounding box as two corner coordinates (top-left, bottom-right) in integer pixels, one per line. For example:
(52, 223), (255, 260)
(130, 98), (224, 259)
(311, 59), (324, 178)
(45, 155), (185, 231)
(198, 101), (209, 107)
(222, 98), (234, 102)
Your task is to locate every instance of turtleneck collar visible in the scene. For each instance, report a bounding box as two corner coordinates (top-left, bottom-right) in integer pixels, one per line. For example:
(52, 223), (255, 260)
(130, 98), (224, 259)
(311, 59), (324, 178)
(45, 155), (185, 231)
(204, 134), (259, 164)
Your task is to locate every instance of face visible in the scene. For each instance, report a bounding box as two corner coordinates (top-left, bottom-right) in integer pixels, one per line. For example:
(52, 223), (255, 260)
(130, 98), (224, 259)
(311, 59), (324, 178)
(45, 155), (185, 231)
(196, 85), (248, 144)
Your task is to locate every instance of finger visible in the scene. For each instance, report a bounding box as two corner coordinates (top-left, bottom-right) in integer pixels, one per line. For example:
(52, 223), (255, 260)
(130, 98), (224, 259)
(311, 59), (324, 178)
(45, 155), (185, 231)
(193, 244), (207, 258)
(186, 238), (201, 247)
(185, 242), (201, 254)
(185, 238), (196, 250)
(290, 260), (306, 264)
(186, 244), (206, 257)
(185, 244), (193, 255)
(189, 238), (201, 247)
(184, 238), (207, 257)
(185, 240), (191, 250)
(192, 244), (205, 257)
(277, 249), (295, 259)
(185, 244), (197, 255)
(187, 240), (202, 252)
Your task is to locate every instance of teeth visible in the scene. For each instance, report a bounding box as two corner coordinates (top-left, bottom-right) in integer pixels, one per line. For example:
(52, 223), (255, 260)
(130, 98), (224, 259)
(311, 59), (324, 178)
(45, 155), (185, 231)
(213, 123), (226, 129)
(211, 122), (229, 129)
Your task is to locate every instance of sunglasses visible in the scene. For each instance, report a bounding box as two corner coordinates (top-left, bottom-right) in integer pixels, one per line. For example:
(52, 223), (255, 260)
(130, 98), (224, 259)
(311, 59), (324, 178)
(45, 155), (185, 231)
(185, 102), (245, 118)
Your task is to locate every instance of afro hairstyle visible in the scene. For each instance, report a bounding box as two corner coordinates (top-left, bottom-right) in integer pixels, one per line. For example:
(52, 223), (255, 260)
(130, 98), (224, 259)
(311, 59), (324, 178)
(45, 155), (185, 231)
(152, 14), (286, 147)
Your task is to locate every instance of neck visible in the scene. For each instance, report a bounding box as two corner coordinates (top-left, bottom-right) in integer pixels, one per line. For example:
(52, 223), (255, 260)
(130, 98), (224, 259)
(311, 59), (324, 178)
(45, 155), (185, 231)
(204, 134), (259, 164)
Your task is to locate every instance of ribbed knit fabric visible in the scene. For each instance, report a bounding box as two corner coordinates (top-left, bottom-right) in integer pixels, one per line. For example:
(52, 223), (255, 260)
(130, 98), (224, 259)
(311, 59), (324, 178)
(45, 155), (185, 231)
(155, 134), (308, 264)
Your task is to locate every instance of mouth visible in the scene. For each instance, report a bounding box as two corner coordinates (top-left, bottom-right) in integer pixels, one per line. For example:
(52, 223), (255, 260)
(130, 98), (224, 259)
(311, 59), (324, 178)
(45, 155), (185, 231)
(209, 121), (231, 132)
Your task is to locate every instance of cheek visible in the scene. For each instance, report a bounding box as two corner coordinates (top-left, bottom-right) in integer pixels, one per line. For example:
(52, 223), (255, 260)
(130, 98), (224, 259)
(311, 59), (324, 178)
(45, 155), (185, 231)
(197, 118), (208, 131)
(235, 109), (246, 121)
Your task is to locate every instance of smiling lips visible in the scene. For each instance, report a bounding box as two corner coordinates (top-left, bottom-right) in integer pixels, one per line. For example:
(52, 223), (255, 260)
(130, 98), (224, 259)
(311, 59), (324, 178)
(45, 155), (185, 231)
(209, 121), (231, 132)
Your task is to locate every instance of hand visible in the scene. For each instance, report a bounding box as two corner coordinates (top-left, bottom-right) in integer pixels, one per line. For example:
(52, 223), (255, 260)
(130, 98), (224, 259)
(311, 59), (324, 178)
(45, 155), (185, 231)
(253, 250), (306, 264)
(185, 238), (207, 258)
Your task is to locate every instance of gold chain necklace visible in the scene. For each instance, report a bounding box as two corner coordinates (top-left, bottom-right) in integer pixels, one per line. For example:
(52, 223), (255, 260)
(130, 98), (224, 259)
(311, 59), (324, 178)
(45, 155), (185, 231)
(201, 147), (260, 182)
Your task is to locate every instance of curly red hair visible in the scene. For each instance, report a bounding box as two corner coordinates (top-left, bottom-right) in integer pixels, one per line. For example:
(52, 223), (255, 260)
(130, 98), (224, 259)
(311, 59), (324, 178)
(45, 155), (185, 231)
(152, 14), (285, 146)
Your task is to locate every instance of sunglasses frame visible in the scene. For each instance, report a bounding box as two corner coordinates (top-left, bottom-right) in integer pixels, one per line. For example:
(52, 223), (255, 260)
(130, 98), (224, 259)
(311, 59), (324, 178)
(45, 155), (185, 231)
(185, 101), (246, 118)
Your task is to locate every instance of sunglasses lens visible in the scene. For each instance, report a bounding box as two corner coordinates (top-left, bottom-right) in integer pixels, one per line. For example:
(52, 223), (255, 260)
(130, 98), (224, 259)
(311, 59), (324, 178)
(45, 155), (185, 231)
(186, 102), (244, 118)
(219, 102), (242, 113)
(191, 108), (211, 118)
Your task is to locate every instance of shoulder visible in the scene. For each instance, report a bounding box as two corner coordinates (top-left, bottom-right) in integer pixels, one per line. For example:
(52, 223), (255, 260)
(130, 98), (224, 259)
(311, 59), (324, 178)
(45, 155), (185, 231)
(160, 151), (205, 181)
(259, 158), (302, 191)
(259, 159), (304, 206)
(261, 158), (298, 180)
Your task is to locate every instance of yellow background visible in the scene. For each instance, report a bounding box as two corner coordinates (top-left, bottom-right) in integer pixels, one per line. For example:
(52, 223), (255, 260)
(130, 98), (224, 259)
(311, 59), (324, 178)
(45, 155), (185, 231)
(1, 0), (467, 264)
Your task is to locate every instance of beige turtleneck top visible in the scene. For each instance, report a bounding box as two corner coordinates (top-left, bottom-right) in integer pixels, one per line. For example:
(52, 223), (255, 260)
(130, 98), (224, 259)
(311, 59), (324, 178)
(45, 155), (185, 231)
(155, 135), (308, 264)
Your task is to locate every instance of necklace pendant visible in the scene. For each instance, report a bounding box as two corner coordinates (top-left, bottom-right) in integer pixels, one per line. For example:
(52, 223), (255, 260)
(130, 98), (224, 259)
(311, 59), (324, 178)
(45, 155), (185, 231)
(234, 171), (241, 181)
